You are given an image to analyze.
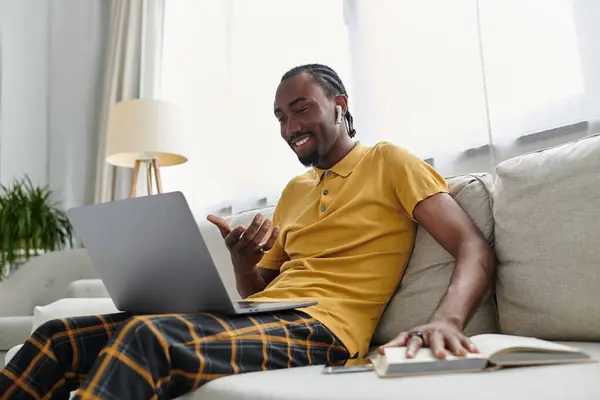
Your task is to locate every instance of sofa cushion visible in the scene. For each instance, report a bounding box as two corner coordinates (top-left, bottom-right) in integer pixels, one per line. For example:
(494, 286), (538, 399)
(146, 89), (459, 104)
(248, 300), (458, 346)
(32, 298), (119, 332)
(65, 279), (110, 298)
(198, 208), (277, 303)
(192, 342), (600, 400)
(372, 174), (499, 345)
(225, 207), (276, 228)
(494, 133), (600, 340)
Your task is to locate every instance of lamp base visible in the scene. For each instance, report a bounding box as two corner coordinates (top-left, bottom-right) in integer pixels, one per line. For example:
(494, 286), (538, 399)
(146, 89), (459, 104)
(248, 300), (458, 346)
(129, 159), (163, 198)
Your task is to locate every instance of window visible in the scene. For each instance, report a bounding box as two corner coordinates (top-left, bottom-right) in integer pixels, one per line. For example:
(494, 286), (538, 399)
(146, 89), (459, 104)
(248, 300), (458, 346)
(345, 0), (600, 174)
(480, 0), (586, 141)
(160, 0), (351, 215)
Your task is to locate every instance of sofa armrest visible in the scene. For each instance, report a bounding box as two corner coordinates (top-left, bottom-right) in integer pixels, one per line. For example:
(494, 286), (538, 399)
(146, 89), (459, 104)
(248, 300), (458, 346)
(0, 317), (33, 351)
(32, 298), (120, 332)
(0, 249), (98, 317)
(65, 279), (110, 299)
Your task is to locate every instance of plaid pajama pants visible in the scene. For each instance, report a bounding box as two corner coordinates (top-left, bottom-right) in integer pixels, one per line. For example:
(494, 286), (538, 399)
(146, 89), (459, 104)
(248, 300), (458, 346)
(0, 310), (349, 400)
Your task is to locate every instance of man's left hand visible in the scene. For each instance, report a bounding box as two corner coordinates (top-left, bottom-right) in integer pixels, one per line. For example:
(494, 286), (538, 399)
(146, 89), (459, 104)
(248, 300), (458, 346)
(377, 320), (478, 359)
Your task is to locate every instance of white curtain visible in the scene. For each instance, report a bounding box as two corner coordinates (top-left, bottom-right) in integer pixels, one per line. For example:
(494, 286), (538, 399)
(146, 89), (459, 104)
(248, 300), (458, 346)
(94, 0), (165, 203)
(344, 0), (600, 176)
(160, 0), (600, 215)
(159, 0), (351, 217)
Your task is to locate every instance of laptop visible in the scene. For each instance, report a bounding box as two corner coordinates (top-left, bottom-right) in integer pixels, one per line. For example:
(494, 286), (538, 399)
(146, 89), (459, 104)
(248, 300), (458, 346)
(66, 191), (316, 315)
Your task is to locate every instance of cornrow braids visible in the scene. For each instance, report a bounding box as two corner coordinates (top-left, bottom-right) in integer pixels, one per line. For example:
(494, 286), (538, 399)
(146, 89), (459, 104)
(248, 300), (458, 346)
(281, 64), (356, 138)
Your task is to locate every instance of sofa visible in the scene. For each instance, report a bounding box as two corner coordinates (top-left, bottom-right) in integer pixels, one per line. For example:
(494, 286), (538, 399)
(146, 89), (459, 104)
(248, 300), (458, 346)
(0, 250), (100, 354)
(4, 134), (600, 399)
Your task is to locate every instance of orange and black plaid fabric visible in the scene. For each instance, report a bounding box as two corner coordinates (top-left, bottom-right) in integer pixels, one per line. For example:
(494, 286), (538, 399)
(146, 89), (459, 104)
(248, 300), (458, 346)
(0, 310), (349, 399)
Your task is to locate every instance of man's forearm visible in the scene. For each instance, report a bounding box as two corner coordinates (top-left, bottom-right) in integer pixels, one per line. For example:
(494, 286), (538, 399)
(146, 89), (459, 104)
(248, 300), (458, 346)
(429, 240), (495, 330)
(235, 266), (268, 298)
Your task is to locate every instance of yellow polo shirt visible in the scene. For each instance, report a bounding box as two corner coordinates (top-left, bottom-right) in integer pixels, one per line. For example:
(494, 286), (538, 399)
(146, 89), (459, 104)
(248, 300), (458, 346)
(248, 141), (448, 358)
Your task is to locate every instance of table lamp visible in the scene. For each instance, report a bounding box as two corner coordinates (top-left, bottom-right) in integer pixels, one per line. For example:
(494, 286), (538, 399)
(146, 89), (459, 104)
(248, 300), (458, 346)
(105, 99), (187, 198)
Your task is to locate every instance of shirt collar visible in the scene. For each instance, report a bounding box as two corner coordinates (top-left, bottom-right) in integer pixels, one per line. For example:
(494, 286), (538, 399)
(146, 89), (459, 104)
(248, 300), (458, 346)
(312, 141), (367, 185)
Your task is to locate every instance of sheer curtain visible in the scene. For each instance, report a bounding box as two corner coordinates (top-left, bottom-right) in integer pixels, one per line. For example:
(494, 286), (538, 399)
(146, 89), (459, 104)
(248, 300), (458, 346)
(479, 0), (588, 139)
(159, 0), (351, 217)
(344, 0), (600, 176)
(94, 0), (165, 203)
(160, 0), (600, 215)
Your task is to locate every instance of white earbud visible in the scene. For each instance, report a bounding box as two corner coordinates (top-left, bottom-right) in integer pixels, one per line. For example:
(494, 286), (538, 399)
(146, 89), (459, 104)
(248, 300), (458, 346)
(335, 105), (343, 124)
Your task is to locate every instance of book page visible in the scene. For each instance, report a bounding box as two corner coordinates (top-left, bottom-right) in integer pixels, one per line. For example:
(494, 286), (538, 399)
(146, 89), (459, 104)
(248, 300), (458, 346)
(381, 347), (486, 363)
(470, 334), (581, 357)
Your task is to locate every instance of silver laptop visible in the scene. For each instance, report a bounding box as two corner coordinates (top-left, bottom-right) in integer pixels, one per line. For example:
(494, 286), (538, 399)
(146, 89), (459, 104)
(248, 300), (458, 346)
(66, 191), (316, 315)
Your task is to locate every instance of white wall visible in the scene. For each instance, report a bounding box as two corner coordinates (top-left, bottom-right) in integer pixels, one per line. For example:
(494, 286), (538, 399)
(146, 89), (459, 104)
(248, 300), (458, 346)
(0, 0), (111, 209)
(0, 0), (50, 187)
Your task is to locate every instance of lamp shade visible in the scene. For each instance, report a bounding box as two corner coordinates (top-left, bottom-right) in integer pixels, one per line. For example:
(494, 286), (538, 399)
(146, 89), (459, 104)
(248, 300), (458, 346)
(105, 99), (188, 168)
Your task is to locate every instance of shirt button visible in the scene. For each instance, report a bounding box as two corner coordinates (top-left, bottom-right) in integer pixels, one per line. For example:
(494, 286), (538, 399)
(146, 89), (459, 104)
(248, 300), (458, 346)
(321, 205), (327, 212)
(323, 189), (329, 195)
(324, 171), (331, 176)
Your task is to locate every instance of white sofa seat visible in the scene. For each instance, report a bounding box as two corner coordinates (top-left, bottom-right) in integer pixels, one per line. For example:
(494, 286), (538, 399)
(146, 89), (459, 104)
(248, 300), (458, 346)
(195, 342), (600, 400)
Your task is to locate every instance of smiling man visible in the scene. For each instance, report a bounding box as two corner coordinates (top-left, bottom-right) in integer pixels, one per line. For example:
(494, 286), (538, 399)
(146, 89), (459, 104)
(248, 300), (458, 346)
(238, 64), (495, 360)
(0, 64), (494, 400)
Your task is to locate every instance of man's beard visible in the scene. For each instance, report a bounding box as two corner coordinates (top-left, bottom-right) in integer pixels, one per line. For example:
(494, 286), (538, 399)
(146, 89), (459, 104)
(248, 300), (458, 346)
(289, 131), (320, 167)
(298, 150), (320, 167)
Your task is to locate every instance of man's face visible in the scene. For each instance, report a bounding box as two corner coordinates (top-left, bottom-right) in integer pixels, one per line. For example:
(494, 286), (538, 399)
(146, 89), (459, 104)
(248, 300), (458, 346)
(274, 73), (339, 167)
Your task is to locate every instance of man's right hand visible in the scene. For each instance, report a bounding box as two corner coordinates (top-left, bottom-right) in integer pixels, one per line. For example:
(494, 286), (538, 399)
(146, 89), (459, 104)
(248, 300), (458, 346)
(206, 213), (280, 273)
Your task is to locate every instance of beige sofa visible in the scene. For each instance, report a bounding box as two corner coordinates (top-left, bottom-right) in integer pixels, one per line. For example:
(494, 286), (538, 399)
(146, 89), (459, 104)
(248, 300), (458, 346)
(5, 134), (600, 399)
(0, 250), (100, 353)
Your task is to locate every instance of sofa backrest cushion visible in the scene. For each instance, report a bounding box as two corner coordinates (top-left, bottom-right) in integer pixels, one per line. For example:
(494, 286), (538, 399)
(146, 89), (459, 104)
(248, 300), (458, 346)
(198, 208), (276, 302)
(372, 174), (500, 345)
(494, 134), (600, 340)
(225, 208), (276, 231)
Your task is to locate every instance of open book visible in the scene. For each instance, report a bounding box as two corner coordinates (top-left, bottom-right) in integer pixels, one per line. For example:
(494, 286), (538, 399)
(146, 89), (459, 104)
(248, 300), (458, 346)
(368, 334), (594, 377)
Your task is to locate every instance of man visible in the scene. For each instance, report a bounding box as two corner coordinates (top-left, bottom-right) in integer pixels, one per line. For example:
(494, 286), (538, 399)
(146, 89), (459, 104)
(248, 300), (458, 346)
(0, 64), (494, 399)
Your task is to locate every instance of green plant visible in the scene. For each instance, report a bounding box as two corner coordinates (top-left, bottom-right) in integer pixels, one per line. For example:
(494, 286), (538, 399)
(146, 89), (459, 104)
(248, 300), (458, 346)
(0, 176), (73, 276)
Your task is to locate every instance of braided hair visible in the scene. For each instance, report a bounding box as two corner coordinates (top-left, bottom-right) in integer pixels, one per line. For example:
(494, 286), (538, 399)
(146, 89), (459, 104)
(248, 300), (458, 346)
(281, 64), (356, 138)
